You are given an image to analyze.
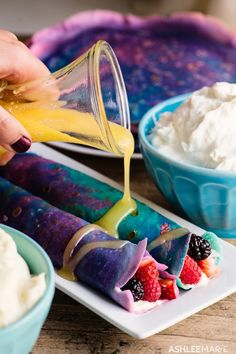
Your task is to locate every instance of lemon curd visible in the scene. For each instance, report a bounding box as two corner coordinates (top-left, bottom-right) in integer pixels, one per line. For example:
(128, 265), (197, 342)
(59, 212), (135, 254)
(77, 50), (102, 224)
(0, 100), (137, 237)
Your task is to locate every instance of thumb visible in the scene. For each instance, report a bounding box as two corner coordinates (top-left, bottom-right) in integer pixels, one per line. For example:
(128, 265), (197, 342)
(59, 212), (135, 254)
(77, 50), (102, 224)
(0, 106), (31, 153)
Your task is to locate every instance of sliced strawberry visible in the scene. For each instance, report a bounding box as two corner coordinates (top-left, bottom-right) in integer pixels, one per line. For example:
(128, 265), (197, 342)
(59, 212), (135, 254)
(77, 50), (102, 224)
(135, 260), (161, 302)
(198, 254), (220, 278)
(159, 279), (177, 300)
(179, 255), (202, 285)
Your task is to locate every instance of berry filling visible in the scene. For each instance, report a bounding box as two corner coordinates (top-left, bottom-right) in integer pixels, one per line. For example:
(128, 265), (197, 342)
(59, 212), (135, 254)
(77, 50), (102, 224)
(198, 254), (220, 278)
(188, 234), (211, 261)
(122, 278), (144, 301)
(122, 260), (177, 303)
(179, 255), (202, 285)
(159, 279), (177, 300)
(135, 260), (161, 302)
(123, 233), (217, 300)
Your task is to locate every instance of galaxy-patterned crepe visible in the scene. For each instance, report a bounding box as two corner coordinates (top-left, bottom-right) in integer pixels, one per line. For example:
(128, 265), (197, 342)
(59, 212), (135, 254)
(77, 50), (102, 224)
(0, 176), (179, 313)
(30, 10), (236, 129)
(0, 153), (191, 278)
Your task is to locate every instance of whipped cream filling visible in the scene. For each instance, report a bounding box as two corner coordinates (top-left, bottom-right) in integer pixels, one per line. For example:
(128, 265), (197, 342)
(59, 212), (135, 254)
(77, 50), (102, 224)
(0, 228), (46, 328)
(133, 299), (164, 312)
(149, 82), (236, 171)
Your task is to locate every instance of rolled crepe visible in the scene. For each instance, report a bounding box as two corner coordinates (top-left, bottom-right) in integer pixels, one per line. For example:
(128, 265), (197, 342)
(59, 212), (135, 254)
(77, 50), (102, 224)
(0, 177), (178, 313)
(0, 154), (191, 276)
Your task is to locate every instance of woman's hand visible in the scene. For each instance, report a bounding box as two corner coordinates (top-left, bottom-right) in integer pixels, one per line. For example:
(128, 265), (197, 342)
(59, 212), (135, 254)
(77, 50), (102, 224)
(0, 30), (50, 165)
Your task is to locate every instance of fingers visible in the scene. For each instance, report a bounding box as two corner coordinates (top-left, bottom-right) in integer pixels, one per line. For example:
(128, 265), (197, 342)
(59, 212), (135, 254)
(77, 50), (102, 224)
(0, 30), (18, 43)
(0, 31), (59, 102)
(0, 31), (33, 154)
(0, 151), (15, 165)
(12, 76), (60, 102)
(0, 106), (31, 152)
(0, 36), (50, 84)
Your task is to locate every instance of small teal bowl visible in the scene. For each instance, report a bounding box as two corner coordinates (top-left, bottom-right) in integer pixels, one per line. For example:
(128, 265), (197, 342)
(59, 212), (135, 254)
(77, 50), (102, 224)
(139, 94), (236, 238)
(0, 224), (55, 354)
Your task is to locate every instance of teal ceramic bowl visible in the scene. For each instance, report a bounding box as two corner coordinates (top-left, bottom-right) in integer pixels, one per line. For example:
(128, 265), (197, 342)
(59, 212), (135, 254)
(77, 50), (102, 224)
(0, 224), (55, 354)
(139, 94), (236, 238)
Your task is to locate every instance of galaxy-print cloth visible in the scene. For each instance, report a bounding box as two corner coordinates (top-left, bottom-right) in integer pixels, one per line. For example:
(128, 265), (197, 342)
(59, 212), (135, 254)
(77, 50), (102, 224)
(30, 11), (236, 127)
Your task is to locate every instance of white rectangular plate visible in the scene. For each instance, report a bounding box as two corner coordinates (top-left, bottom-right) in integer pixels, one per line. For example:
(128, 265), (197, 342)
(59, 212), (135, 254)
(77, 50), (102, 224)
(30, 143), (236, 339)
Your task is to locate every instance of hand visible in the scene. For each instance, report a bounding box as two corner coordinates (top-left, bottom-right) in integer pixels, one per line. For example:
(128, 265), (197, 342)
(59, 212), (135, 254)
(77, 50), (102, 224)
(0, 30), (50, 165)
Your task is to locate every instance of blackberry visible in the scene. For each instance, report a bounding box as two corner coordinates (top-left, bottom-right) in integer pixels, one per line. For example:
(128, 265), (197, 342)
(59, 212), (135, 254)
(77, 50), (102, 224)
(188, 234), (211, 261)
(121, 278), (144, 301)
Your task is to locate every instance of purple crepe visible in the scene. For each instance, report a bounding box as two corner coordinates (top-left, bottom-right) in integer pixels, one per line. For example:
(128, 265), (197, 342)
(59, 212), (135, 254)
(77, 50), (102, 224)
(0, 153), (190, 279)
(0, 177), (178, 313)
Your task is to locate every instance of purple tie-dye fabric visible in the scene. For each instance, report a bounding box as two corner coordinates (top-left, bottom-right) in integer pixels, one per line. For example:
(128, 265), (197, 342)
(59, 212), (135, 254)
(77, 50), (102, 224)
(30, 10), (236, 130)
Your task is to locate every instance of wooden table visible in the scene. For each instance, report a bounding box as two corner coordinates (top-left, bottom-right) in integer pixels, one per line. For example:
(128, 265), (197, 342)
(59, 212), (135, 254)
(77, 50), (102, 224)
(32, 148), (236, 354)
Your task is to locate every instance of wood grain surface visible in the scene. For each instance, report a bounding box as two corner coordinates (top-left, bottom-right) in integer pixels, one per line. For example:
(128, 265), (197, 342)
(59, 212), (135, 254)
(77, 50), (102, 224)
(31, 148), (236, 354)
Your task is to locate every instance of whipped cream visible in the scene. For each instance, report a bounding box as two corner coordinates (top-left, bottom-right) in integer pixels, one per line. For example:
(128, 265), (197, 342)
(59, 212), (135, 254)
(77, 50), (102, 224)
(0, 228), (46, 328)
(133, 299), (163, 312)
(149, 82), (236, 171)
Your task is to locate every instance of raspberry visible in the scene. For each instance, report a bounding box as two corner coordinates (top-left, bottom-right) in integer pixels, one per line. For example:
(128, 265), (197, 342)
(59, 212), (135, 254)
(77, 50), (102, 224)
(159, 279), (177, 300)
(121, 278), (144, 301)
(141, 277), (161, 302)
(188, 234), (211, 261)
(135, 260), (159, 282)
(179, 255), (202, 285)
(135, 260), (161, 302)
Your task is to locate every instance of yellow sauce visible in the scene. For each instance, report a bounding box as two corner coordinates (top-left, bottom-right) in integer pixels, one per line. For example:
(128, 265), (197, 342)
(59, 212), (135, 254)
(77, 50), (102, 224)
(58, 224), (102, 281)
(0, 100), (137, 236)
(57, 224), (128, 280)
(96, 152), (136, 236)
(147, 227), (189, 252)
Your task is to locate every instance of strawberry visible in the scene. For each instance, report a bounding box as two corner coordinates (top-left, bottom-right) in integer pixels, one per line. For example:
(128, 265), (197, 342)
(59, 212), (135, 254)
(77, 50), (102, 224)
(198, 254), (220, 278)
(159, 279), (177, 300)
(179, 255), (202, 285)
(135, 260), (161, 302)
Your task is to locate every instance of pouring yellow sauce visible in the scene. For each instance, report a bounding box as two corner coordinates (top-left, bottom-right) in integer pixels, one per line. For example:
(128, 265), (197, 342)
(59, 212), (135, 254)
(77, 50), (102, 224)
(0, 100), (137, 236)
(96, 152), (136, 236)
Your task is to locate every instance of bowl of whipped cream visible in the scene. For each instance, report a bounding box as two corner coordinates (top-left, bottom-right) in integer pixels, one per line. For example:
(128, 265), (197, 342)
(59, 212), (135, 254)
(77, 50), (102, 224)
(139, 82), (236, 238)
(0, 225), (54, 354)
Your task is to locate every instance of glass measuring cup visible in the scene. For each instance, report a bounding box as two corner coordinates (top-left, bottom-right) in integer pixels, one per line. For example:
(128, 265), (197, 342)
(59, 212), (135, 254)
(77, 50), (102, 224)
(0, 40), (131, 157)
